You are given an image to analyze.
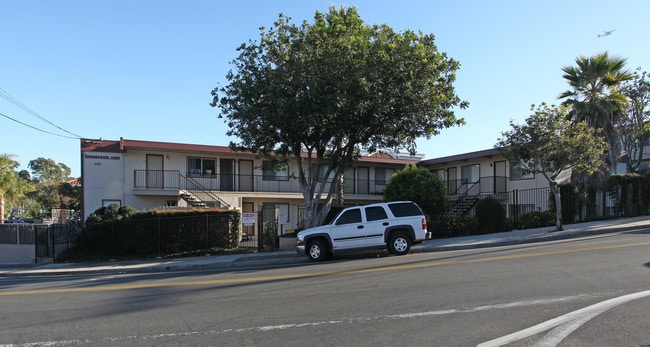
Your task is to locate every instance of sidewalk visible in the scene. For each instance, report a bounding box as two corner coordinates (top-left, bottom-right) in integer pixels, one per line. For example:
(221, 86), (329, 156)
(2, 216), (649, 277)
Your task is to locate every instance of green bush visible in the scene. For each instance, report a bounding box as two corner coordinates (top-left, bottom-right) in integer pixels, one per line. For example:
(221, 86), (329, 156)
(383, 164), (447, 219)
(475, 197), (507, 234)
(512, 210), (555, 229)
(431, 214), (479, 238)
(59, 208), (243, 261)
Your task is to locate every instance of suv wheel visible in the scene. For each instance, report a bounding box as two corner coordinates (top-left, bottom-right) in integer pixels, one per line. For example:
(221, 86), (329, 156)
(307, 239), (328, 262)
(388, 232), (411, 256)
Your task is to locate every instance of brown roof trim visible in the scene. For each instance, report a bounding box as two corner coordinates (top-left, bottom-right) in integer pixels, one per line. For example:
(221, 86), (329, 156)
(80, 138), (122, 153)
(358, 156), (419, 165)
(119, 138), (236, 155)
(81, 138), (420, 165)
(418, 148), (502, 166)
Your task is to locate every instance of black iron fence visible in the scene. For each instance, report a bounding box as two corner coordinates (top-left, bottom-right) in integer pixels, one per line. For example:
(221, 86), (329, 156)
(482, 180), (635, 224)
(67, 213), (256, 260)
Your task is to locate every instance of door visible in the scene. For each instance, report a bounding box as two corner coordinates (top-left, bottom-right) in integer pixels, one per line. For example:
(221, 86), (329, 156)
(362, 205), (390, 246)
(239, 160), (254, 191)
(357, 167), (369, 194)
(146, 154), (164, 188)
(447, 167), (458, 194)
(493, 160), (507, 193)
(330, 207), (367, 250)
(220, 159), (234, 191)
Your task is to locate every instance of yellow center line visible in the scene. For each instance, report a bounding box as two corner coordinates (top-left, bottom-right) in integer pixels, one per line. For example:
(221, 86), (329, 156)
(3, 241), (650, 296)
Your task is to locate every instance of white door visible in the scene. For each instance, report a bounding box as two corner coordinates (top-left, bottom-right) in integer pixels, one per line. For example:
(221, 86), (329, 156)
(330, 207), (367, 250)
(362, 205), (390, 247)
(146, 154), (164, 188)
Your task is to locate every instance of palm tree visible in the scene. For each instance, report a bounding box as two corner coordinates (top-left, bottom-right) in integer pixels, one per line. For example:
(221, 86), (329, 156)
(559, 52), (633, 171)
(0, 154), (33, 223)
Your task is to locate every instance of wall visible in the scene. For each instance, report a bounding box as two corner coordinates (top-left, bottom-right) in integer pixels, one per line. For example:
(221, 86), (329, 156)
(82, 151), (125, 219)
(0, 244), (34, 264)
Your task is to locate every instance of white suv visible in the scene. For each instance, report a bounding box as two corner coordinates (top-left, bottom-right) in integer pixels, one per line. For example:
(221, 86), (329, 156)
(296, 201), (430, 261)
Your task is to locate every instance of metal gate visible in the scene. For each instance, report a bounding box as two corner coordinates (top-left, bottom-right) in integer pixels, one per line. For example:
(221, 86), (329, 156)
(258, 204), (279, 250)
(34, 223), (81, 262)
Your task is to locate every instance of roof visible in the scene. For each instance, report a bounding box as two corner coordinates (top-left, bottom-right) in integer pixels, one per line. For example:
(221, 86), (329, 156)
(418, 148), (502, 166)
(80, 138), (420, 165)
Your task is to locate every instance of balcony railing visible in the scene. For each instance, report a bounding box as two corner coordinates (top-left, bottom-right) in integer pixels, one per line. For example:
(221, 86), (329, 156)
(133, 170), (388, 195)
(446, 176), (508, 196)
(133, 170), (509, 197)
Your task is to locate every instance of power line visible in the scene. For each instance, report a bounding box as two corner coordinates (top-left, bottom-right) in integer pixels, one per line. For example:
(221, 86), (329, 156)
(0, 87), (82, 138)
(0, 111), (80, 139)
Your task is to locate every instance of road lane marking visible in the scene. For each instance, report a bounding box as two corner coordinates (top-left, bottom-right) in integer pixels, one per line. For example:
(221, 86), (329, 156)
(478, 289), (650, 347)
(0, 293), (611, 346)
(2, 241), (650, 296)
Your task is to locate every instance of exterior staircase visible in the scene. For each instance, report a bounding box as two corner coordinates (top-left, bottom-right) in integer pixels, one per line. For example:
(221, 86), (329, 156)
(447, 195), (480, 215)
(179, 174), (230, 209)
(179, 192), (208, 208)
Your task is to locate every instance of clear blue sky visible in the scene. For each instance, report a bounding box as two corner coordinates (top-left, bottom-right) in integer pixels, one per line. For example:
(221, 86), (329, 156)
(2, 0), (648, 178)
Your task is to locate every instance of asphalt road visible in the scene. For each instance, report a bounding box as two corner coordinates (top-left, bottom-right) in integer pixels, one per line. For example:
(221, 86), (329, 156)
(1, 229), (649, 346)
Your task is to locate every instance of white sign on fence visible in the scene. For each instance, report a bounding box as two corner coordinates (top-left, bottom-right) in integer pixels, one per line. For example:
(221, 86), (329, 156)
(242, 213), (256, 226)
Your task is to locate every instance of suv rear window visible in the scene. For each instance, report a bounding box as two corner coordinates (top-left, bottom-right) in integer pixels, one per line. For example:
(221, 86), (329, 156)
(388, 202), (423, 217)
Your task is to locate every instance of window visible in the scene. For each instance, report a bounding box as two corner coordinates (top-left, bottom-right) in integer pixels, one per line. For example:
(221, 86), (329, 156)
(461, 164), (480, 183)
(312, 164), (334, 181)
(375, 168), (396, 184)
(187, 157), (216, 177)
(262, 161), (289, 181)
(336, 208), (362, 225)
(510, 161), (534, 180)
(365, 206), (388, 221)
(388, 202), (423, 217)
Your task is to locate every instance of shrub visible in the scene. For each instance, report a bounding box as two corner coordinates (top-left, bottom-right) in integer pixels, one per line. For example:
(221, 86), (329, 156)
(513, 210), (555, 229)
(475, 197), (508, 234)
(432, 214), (479, 238)
(60, 209), (243, 261)
(383, 164), (447, 219)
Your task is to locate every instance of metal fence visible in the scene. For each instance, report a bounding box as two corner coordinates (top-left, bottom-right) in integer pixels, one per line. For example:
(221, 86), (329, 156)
(73, 213), (257, 259)
(484, 181), (627, 224)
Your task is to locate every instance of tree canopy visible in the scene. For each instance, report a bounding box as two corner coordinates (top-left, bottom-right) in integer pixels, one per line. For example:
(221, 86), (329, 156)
(383, 164), (447, 219)
(559, 52), (633, 171)
(28, 157), (72, 183)
(496, 103), (607, 231)
(0, 154), (34, 222)
(212, 6), (467, 227)
(618, 68), (650, 173)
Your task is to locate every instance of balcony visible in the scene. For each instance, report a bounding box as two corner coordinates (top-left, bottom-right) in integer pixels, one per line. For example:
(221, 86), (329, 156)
(133, 170), (388, 195)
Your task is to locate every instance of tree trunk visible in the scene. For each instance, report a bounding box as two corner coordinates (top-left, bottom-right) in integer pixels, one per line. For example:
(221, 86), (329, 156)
(550, 182), (563, 231)
(334, 174), (344, 207)
(0, 195), (4, 224)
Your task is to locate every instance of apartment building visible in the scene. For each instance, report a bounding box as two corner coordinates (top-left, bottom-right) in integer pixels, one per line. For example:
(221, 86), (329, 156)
(80, 138), (423, 231)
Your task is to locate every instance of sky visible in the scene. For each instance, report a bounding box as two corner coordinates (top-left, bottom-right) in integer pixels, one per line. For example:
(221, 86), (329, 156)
(1, 0), (649, 178)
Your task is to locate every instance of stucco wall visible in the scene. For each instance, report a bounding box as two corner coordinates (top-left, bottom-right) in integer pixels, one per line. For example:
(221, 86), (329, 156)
(0, 244), (34, 264)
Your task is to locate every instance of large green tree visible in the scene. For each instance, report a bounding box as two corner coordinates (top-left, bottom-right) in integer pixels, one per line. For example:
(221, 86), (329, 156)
(618, 68), (650, 173)
(0, 154), (34, 223)
(496, 104), (607, 231)
(559, 52), (633, 171)
(27, 157), (78, 213)
(212, 7), (467, 227)
(383, 164), (447, 220)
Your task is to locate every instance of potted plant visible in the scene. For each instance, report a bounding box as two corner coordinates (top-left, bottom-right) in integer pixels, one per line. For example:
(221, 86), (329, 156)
(262, 221), (276, 251)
